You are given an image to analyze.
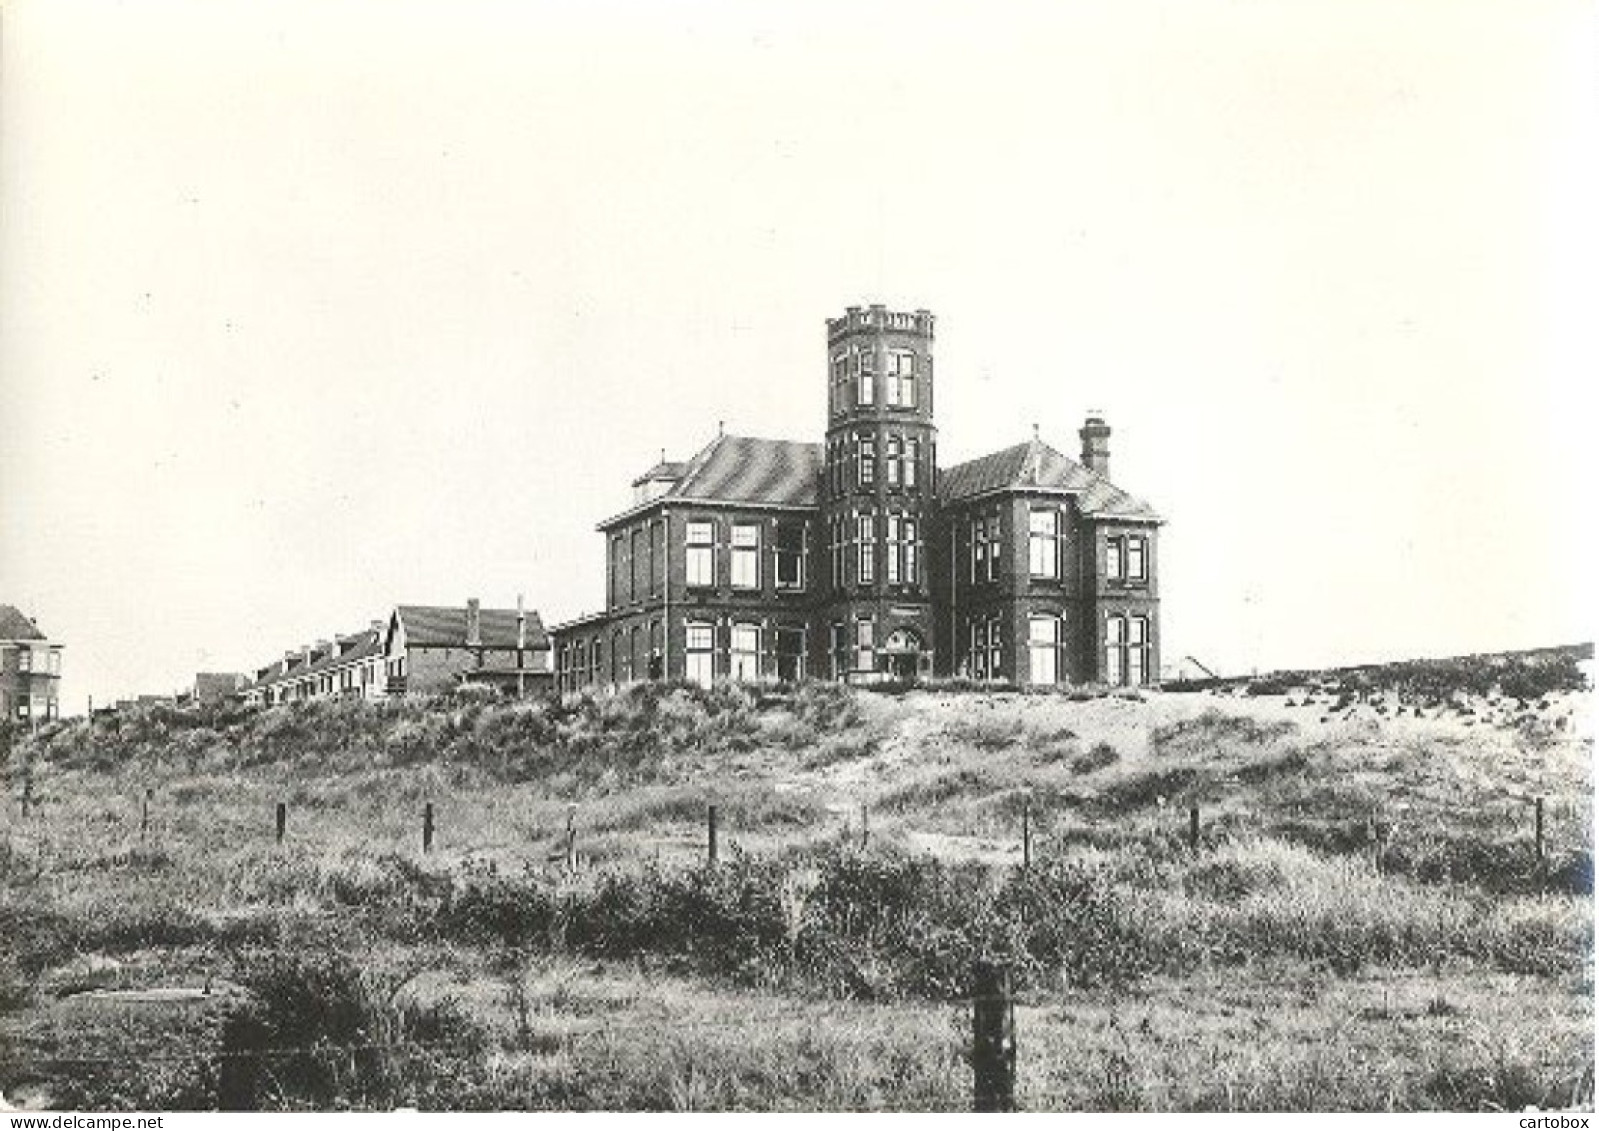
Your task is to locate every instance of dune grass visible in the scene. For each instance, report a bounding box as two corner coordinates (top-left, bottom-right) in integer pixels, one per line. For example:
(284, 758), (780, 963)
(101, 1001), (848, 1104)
(1, 669), (1591, 1111)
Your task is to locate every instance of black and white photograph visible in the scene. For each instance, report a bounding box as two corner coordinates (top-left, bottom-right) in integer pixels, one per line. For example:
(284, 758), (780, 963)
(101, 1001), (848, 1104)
(1, 0), (1593, 1117)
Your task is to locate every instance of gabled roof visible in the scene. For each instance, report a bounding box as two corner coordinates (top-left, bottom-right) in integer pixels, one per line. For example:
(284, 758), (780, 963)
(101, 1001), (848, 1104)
(394, 605), (550, 650)
(601, 433), (822, 527)
(0, 605), (48, 642)
(940, 438), (1161, 522)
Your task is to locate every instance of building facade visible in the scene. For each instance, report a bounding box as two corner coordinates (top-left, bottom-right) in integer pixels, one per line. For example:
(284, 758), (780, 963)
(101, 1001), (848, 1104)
(0, 604), (62, 722)
(551, 305), (1162, 691)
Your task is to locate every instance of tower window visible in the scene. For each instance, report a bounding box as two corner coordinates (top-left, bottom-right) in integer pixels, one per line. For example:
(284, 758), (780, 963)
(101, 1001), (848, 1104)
(857, 434), (876, 488)
(856, 355), (875, 406)
(887, 351), (917, 407)
(905, 437), (920, 488)
(857, 511), (875, 584)
(885, 435), (902, 487)
(686, 520), (716, 587)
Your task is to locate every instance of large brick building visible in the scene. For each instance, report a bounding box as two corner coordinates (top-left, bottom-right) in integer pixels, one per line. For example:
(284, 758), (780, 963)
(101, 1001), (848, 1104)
(550, 305), (1161, 691)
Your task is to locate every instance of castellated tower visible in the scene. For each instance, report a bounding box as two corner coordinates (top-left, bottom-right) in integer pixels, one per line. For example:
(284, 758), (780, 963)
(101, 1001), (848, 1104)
(815, 304), (938, 680)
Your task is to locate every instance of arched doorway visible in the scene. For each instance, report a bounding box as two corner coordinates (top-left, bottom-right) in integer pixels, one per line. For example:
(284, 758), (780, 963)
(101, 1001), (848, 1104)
(881, 628), (924, 681)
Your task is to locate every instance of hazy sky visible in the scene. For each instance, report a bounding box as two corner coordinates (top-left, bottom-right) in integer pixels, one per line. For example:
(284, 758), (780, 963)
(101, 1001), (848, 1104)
(2, 0), (1594, 707)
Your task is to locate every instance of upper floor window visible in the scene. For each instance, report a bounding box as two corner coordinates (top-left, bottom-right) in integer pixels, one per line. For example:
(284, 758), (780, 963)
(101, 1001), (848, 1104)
(18, 650), (32, 673)
(731, 523), (760, 589)
(885, 436), (902, 487)
(856, 352), (875, 406)
(775, 523), (805, 590)
(686, 520), (716, 587)
(1105, 534), (1149, 584)
(857, 434), (876, 488)
(887, 351), (917, 407)
(1029, 508), (1061, 579)
(905, 438), (920, 488)
(971, 513), (1001, 583)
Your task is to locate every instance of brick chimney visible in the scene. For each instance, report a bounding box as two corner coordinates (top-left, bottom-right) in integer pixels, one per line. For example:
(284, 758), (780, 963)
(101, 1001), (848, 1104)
(1079, 412), (1111, 477)
(516, 593), (527, 650)
(466, 598), (482, 646)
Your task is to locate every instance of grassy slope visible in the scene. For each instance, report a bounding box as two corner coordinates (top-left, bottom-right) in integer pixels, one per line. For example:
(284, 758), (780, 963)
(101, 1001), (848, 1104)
(0, 647), (1592, 1111)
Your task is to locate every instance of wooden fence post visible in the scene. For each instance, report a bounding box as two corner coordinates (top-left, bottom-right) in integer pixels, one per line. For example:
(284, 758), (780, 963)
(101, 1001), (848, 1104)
(1535, 796), (1545, 862)
(141, 789), (152, 841)
(1188, 806), (1200, 852)
(423, 802), (435, 854)
(859, 803), (870, 851)
(707, 804), (719, 867)
(564, 807), (577, 874)
(275, 801), (286, 845)
(21, 777), (32, 819)
(1022, 804), (1033, 870)
(971, 961), (1016, 1112)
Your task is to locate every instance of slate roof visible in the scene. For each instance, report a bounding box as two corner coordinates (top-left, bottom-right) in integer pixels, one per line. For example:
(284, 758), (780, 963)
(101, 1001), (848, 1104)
(0, 605), (48, 642)
(395, 605), (550, 650)
(670, 434), (822, 506)
(940, 438), (1161, 521)
(602, 434), (822, 526)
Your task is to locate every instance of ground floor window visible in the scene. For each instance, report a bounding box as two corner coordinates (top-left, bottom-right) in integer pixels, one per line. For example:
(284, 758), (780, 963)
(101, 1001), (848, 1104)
(1104, 614), (1151, 685)
(776, 626), (806, 682)
(968, 614), (1003, 679)
(730, 623), (761, 681)
(830, 622), (848, 679)
(854, 617), (875, 674)
(685, 621), (715, 687)
(1028, 615), (1061, 685)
